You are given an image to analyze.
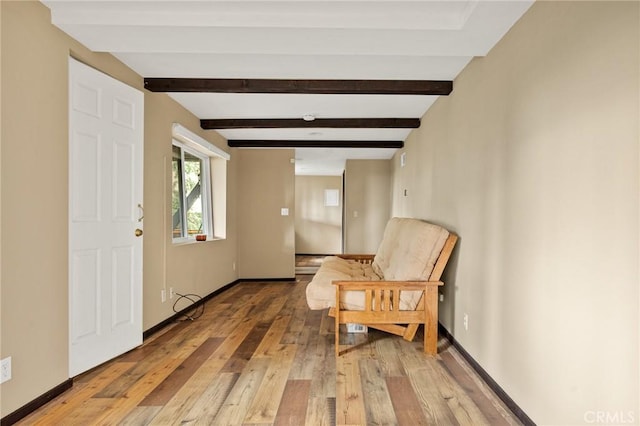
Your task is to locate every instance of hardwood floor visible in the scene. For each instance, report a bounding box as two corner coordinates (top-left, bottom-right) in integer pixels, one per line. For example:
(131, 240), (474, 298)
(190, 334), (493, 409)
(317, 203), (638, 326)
(17, 276), (521, 425)
(295, 255), (325, 275)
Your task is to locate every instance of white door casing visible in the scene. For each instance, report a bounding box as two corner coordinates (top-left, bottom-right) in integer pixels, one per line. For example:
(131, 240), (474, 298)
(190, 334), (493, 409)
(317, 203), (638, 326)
(68, 58), (144, 377)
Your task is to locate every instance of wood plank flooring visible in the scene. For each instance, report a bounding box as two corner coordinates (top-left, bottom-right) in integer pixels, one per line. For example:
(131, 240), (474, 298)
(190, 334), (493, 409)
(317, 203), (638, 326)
(295, 255), (324, 275)
(17, 276), (521, 425)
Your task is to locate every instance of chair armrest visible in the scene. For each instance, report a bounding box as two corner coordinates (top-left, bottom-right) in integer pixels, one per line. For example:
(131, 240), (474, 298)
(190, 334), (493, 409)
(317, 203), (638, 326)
(336, 254), (375, 264)
(332, 280), (443, 288)
(332, 281), (443, 323)
(332, 281), (442, 314)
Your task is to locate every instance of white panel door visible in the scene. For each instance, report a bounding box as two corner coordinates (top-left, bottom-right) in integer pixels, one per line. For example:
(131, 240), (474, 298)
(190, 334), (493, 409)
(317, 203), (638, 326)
(68, 58), (144, 376)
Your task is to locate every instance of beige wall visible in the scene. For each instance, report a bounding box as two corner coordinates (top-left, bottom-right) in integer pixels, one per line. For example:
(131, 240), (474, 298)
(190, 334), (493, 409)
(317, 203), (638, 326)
(344, 160), (391, 253)
(295, 175), (342, 254)
(237, 149), (295, 278)
(144, 98), (238, 329)
(0, 1), (237, 416)
(0, 0), (3, 411)
(391, 2), (639, 424)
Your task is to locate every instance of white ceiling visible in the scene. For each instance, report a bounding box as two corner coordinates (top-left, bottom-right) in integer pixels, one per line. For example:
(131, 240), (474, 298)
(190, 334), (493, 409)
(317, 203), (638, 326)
(43, 0), (533, 175)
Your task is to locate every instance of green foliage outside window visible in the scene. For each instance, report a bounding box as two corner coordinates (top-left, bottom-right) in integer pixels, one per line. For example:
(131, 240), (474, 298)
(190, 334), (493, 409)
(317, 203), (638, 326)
(172, 145), (206, 238)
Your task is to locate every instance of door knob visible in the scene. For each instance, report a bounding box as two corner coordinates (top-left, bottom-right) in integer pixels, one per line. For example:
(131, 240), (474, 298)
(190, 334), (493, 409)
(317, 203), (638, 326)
(135, 228), (143, 237)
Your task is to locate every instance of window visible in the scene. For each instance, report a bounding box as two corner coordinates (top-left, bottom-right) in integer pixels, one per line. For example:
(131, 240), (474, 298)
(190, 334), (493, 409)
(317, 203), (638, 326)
(172, 143), (211, 239)
(324, 189), (340, 207)
(171, 124), (229, 243)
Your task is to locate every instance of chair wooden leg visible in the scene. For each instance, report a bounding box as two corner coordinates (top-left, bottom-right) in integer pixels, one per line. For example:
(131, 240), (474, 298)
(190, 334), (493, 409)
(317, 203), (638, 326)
(335, 314), (341, 356)
(368, 323), (407, 338)
(403, 323), (419, 341)
(424, 286), (438, 355)
(335, 288), (341, 356)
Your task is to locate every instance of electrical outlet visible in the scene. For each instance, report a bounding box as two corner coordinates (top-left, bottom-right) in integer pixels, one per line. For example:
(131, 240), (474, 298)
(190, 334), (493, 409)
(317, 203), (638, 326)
(1, 357), (12, 383)
(161, 289), (166, 303)
(463, 313), (469, 331)
(439, 293), (444, 302)
(169, 287), (175, 299)
(232, 261), (236, 271)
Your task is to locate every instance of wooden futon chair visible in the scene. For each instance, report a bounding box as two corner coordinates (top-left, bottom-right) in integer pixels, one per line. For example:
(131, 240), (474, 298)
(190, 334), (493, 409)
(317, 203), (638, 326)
(305, 217), (457, 356)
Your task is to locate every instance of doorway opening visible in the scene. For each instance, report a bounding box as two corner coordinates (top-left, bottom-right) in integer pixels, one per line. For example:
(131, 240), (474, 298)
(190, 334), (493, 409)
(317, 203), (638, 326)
(294, 174), (344, 274)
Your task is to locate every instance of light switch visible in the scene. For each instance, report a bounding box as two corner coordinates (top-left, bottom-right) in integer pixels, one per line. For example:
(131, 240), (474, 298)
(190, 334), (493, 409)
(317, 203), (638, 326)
(281, 208), (289, 216)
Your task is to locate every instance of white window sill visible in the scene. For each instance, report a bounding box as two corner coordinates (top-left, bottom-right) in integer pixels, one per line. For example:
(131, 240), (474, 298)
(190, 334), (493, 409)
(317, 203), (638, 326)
(172, 236), (225, 246)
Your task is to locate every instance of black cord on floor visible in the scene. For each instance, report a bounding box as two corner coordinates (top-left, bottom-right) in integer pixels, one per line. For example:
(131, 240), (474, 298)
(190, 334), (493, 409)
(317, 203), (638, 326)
(172, 292), (205, 321)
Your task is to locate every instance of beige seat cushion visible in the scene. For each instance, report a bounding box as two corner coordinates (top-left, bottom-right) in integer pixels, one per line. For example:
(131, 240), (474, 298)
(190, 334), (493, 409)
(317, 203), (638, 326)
(371, 218), (449, 310)
(305, 256), (381, 310)
(373, 217), (449, 281)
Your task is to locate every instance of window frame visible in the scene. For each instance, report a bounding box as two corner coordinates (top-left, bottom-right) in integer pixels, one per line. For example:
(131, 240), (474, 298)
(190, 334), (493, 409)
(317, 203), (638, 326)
(170, 123), (230, 245)
(172, 140), (213, 243)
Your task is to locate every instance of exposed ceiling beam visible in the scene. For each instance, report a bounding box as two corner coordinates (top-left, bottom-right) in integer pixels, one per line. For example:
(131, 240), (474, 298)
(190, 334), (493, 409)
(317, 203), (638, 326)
(201, 118), (420, 129)
(227, 140), (403, 149)
(144, 78), (452, 95)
